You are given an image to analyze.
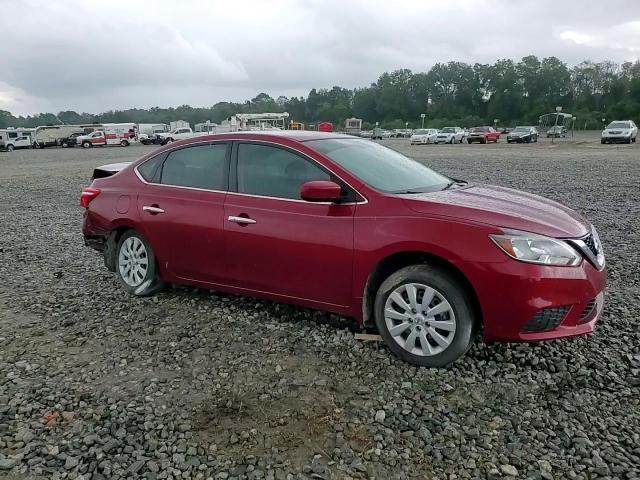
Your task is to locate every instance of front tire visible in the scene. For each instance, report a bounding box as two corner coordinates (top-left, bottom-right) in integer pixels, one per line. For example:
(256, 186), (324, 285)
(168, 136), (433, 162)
(120, 140), (129, 147)
(82, 141), (91, 148)
(7, 144), (14, 152)
(374, 265), (477, 367)
(116, 230), (164, 296)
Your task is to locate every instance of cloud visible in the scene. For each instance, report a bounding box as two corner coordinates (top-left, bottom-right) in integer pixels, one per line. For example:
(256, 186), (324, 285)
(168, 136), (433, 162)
(1, 0), (640, 115)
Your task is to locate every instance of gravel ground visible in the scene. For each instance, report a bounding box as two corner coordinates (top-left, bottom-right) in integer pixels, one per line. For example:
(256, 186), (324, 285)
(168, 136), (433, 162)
(0, 138), (639, 480)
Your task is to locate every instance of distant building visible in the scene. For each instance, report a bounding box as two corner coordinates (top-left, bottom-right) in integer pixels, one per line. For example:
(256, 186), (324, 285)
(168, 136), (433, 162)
(345, 117), (362, 135)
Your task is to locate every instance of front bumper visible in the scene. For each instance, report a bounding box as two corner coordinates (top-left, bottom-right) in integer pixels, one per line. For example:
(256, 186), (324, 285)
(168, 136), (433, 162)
(602, 135), (631, 143)
(463, 258), (607, 342)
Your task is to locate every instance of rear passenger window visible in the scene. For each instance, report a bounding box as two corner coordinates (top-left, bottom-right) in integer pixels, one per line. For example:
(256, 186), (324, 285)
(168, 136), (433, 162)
(237, 143), (330, 199)
(137, 155), (164, 182)
(161, 144), (227, 190)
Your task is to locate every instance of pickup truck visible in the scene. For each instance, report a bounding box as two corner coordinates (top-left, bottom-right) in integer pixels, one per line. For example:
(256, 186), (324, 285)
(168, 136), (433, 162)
(77, 130), (135, 148)
(157, 127), (206, 145)
(0, 135), (32, 152)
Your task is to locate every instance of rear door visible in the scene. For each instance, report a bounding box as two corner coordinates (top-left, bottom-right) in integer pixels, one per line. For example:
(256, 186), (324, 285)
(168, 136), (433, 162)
(222, 141), (356, 308)
(136, 142), (230, 283)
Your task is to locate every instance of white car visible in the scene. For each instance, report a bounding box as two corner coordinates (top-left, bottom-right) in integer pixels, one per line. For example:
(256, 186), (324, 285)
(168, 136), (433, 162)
(0, 135), (31, 152)
(410, 129), (439, 145)
(157, 127), (200, 144)
(435, 127), (466, 144)
(601, 120), (637, 144)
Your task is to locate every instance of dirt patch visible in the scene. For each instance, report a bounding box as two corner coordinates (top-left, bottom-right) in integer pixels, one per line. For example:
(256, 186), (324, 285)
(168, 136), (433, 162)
(193, 388), (343, 467)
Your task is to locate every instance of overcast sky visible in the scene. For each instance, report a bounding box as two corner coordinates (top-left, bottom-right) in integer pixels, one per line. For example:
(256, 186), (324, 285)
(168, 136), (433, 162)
(1, 0), (639, 116)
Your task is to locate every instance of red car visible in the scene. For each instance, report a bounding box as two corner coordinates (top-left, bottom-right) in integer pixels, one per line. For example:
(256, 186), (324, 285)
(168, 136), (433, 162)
(467, 126), (500, 144)
(81, 132), (606, 367)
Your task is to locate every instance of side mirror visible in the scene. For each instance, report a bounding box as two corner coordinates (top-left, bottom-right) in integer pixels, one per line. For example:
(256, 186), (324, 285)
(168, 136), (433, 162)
(300, 180), (342, 203)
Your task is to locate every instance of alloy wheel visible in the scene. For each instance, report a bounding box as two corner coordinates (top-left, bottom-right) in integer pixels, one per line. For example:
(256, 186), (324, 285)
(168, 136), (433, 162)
(384, 283), (456, 356)
(118, 236), (149, 287)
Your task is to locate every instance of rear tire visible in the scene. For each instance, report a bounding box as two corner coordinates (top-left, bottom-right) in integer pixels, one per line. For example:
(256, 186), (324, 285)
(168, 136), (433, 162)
(374, 265), (477, 367)
(115, 230), (164, 296)
(467, 139), (472, 144)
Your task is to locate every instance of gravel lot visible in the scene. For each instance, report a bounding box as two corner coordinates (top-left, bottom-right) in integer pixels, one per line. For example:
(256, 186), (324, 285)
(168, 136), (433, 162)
(1, 136), (639, 480)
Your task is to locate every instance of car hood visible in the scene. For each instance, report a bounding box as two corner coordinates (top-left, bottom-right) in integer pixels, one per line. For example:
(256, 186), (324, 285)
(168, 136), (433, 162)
(401, 184), (589, 238)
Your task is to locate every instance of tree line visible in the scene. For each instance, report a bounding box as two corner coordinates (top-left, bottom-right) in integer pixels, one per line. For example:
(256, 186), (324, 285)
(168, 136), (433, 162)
(2, 56), (640, 131)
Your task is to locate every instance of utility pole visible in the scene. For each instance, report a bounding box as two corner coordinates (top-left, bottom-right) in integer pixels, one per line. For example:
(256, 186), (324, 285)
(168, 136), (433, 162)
(420, 113), (426, 129)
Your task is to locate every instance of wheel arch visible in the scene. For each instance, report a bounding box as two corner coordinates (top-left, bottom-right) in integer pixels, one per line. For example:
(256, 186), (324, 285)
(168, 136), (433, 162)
(103, 224), (138, 271)
(362, 250), (482, 331)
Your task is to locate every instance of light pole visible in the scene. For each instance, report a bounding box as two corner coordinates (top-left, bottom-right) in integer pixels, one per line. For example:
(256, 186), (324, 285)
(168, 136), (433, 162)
(420, 113), (426, 129)
(572, 116), (576, 139)
(375, 121), (379, 140)
(551, 106), (562, 144)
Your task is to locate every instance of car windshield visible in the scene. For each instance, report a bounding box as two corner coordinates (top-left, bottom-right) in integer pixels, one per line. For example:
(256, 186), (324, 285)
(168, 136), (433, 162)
(607, 121), (629, 129)
(414, 129), (429, 135)
(307, 138), (451, 194)
(441, 127), (455, 133)
(513, 127), (529, 132)
(471, 127), (488, 132)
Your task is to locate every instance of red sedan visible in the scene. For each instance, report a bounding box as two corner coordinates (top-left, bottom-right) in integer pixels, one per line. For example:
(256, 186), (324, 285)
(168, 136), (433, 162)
(81, 132), (606, 367)
(467, 126), (500, 144)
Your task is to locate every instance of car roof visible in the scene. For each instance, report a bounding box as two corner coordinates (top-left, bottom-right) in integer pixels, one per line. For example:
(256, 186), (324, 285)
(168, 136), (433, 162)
(193, 130), (357, 143)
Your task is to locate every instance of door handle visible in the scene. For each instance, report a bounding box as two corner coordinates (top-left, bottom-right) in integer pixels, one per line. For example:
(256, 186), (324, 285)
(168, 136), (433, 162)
(228, 215), (256, 225)
(143, 205), (165, 214)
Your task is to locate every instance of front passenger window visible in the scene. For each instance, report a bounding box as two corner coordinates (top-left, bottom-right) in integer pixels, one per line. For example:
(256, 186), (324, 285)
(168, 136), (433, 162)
(161, 143), (227, 190)
(236, 143), (330, 200)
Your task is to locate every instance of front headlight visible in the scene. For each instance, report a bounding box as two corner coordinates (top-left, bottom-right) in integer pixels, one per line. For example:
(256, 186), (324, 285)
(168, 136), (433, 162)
(490, 230), (582, 266)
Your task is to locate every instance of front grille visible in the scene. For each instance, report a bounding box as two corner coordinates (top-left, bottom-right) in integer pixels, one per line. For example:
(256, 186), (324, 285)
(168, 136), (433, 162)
(523, 306), (570, 332)
(579, 298), (597, 323)
(583, 234), (598, 257)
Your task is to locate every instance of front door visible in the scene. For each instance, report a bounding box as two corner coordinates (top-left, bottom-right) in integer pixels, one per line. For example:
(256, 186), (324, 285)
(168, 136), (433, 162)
(223, 142), (355, 309)
(137, 142), (230, 283)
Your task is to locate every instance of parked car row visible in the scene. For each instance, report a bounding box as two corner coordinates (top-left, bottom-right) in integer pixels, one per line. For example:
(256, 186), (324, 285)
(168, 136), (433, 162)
(3, 119), (639, 152)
